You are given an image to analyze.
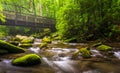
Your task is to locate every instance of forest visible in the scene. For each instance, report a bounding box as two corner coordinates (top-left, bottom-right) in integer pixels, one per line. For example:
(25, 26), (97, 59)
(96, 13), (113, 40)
(0, 0), (120, 73)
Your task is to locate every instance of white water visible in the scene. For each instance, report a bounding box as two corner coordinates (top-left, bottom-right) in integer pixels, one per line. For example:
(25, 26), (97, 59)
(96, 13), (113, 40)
(29, 47), (40, 53)
(2, 59), (12, 64)
(90, 49), (102, 57)
(114, 51), (120, 59)
(42, 57), (64, 73)
(50, 48), (78, 54)
(83, 70), (101, 73)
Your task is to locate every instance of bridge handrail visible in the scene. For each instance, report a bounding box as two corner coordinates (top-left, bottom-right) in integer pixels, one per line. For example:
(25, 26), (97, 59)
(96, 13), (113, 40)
(1, 10), (56, 24)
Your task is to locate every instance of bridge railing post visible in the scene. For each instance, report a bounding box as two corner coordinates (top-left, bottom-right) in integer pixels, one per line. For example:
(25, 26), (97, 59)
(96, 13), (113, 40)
(15, 12), (18, 25)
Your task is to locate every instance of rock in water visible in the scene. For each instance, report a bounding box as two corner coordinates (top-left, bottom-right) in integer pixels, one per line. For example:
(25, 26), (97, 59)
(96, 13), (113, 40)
(97, 45), (112, 51)
(0, 40), (25, 53)
(12, 54), (41, 66)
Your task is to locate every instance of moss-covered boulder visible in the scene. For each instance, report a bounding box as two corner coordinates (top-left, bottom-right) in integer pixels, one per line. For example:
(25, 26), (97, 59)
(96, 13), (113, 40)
(40, 43), (48, 49)
(42, 37), (51, 43)
(0, 40), (25, 53)
(19, 44), (32, 48)
(12, 54), (41, 66)
(79, 47), (91, 58)
(97, 45), (112, 51)
(21, 37), (34, 44)
(72, 47), (91, 59)
(15, 35), (34, 44)
(9, 41), (19, 46)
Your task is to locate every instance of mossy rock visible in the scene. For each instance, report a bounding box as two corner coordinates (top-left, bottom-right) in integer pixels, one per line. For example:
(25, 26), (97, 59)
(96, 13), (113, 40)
(79, 47), (91, 58)
(0, 49), (9, 54)
(19, 44), (32, 48)
(11, 37), (21, 41)
(21, 37), (34, 44)
(42, 37), (51, 43)
(0, 40), (25, 53)
(12, 54), (41, 66)
(92, 42), (102, 47)
(97, 45), (112, 51)
(40, 43), (48, 49)
(9, 41), (19, 46)
(72, 47), (91, 58)
(15, 35), (34, 44)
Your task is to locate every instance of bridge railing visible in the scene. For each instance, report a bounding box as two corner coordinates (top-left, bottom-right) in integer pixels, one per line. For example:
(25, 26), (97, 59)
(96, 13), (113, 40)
(1, 11), (56, 25)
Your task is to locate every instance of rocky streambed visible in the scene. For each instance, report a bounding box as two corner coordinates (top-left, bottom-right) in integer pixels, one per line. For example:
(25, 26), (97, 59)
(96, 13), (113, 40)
(0, 36), (120, 73)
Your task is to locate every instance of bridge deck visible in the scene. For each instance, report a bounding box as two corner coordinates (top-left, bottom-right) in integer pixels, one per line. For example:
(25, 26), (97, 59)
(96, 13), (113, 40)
(0, 11), (56, 29)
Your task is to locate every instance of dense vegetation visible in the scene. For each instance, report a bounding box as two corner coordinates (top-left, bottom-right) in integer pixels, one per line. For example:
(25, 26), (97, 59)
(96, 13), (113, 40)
(0, 0), (120, 42)
(56, 0), (120, 42)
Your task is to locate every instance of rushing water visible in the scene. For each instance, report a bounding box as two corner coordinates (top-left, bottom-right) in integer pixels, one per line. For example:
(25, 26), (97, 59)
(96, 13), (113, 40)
(114, 51), (120, 59)
(0, 39), (120, 73)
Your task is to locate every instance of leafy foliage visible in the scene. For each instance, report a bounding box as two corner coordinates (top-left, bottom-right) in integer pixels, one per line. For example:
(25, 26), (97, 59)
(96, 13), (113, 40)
(56, 0), (120, 42)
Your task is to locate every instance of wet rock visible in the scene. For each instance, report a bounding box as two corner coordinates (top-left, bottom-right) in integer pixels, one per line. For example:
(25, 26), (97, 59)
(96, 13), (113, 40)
(12, 54), (41, 66)
(42, 37), (51, 43)
(92, 42), (102, 47)
(0, 40), (25, 53)
(8, 41), (19, 46)
(21, 37), (34, 44)
(97, 45), (112, 51)
(40, 43), (48, 49)
(72, 47), (91, 59)
(79, 47), (91, 58)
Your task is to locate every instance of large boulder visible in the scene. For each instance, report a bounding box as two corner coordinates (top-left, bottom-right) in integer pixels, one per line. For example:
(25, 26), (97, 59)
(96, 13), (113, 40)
(0, 40), (25, 53)
(15, 35), (34, 44)
(12, 54), (41, 66)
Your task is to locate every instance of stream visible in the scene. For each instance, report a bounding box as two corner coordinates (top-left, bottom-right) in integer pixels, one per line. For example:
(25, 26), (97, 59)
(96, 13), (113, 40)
(0, 39), (120, 73)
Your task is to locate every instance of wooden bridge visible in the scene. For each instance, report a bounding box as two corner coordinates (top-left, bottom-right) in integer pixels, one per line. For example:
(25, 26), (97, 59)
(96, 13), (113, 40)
(0, 11), (56, 30)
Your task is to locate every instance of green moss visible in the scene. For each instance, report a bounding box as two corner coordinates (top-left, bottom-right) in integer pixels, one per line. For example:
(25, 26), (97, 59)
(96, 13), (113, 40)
(12, 54), (41, 66)
(72, 47), (91, 59)
(42, 37), (51, 43)
(9, 41), (19, 46)
(97, 45), (112, 51)
(21, 38), (34, 44)
(40, 43), (48, 49)
(15, 35), (34, 44)
(0, 49), (8, 54)
(0, 40), (25, 53)
(10, 37), (21, 42)
(19, 44), (32, 48)
(79, 47), (91, 58)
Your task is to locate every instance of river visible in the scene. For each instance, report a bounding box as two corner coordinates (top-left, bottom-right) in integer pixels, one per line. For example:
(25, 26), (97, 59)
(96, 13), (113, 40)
(0, 39), (120, 73)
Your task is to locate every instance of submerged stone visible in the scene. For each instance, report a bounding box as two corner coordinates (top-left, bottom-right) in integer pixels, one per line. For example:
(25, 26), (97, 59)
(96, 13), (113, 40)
(0, 40), (25, 53)
(12, 54), (41, 66)
(97, 45), (112, 51)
